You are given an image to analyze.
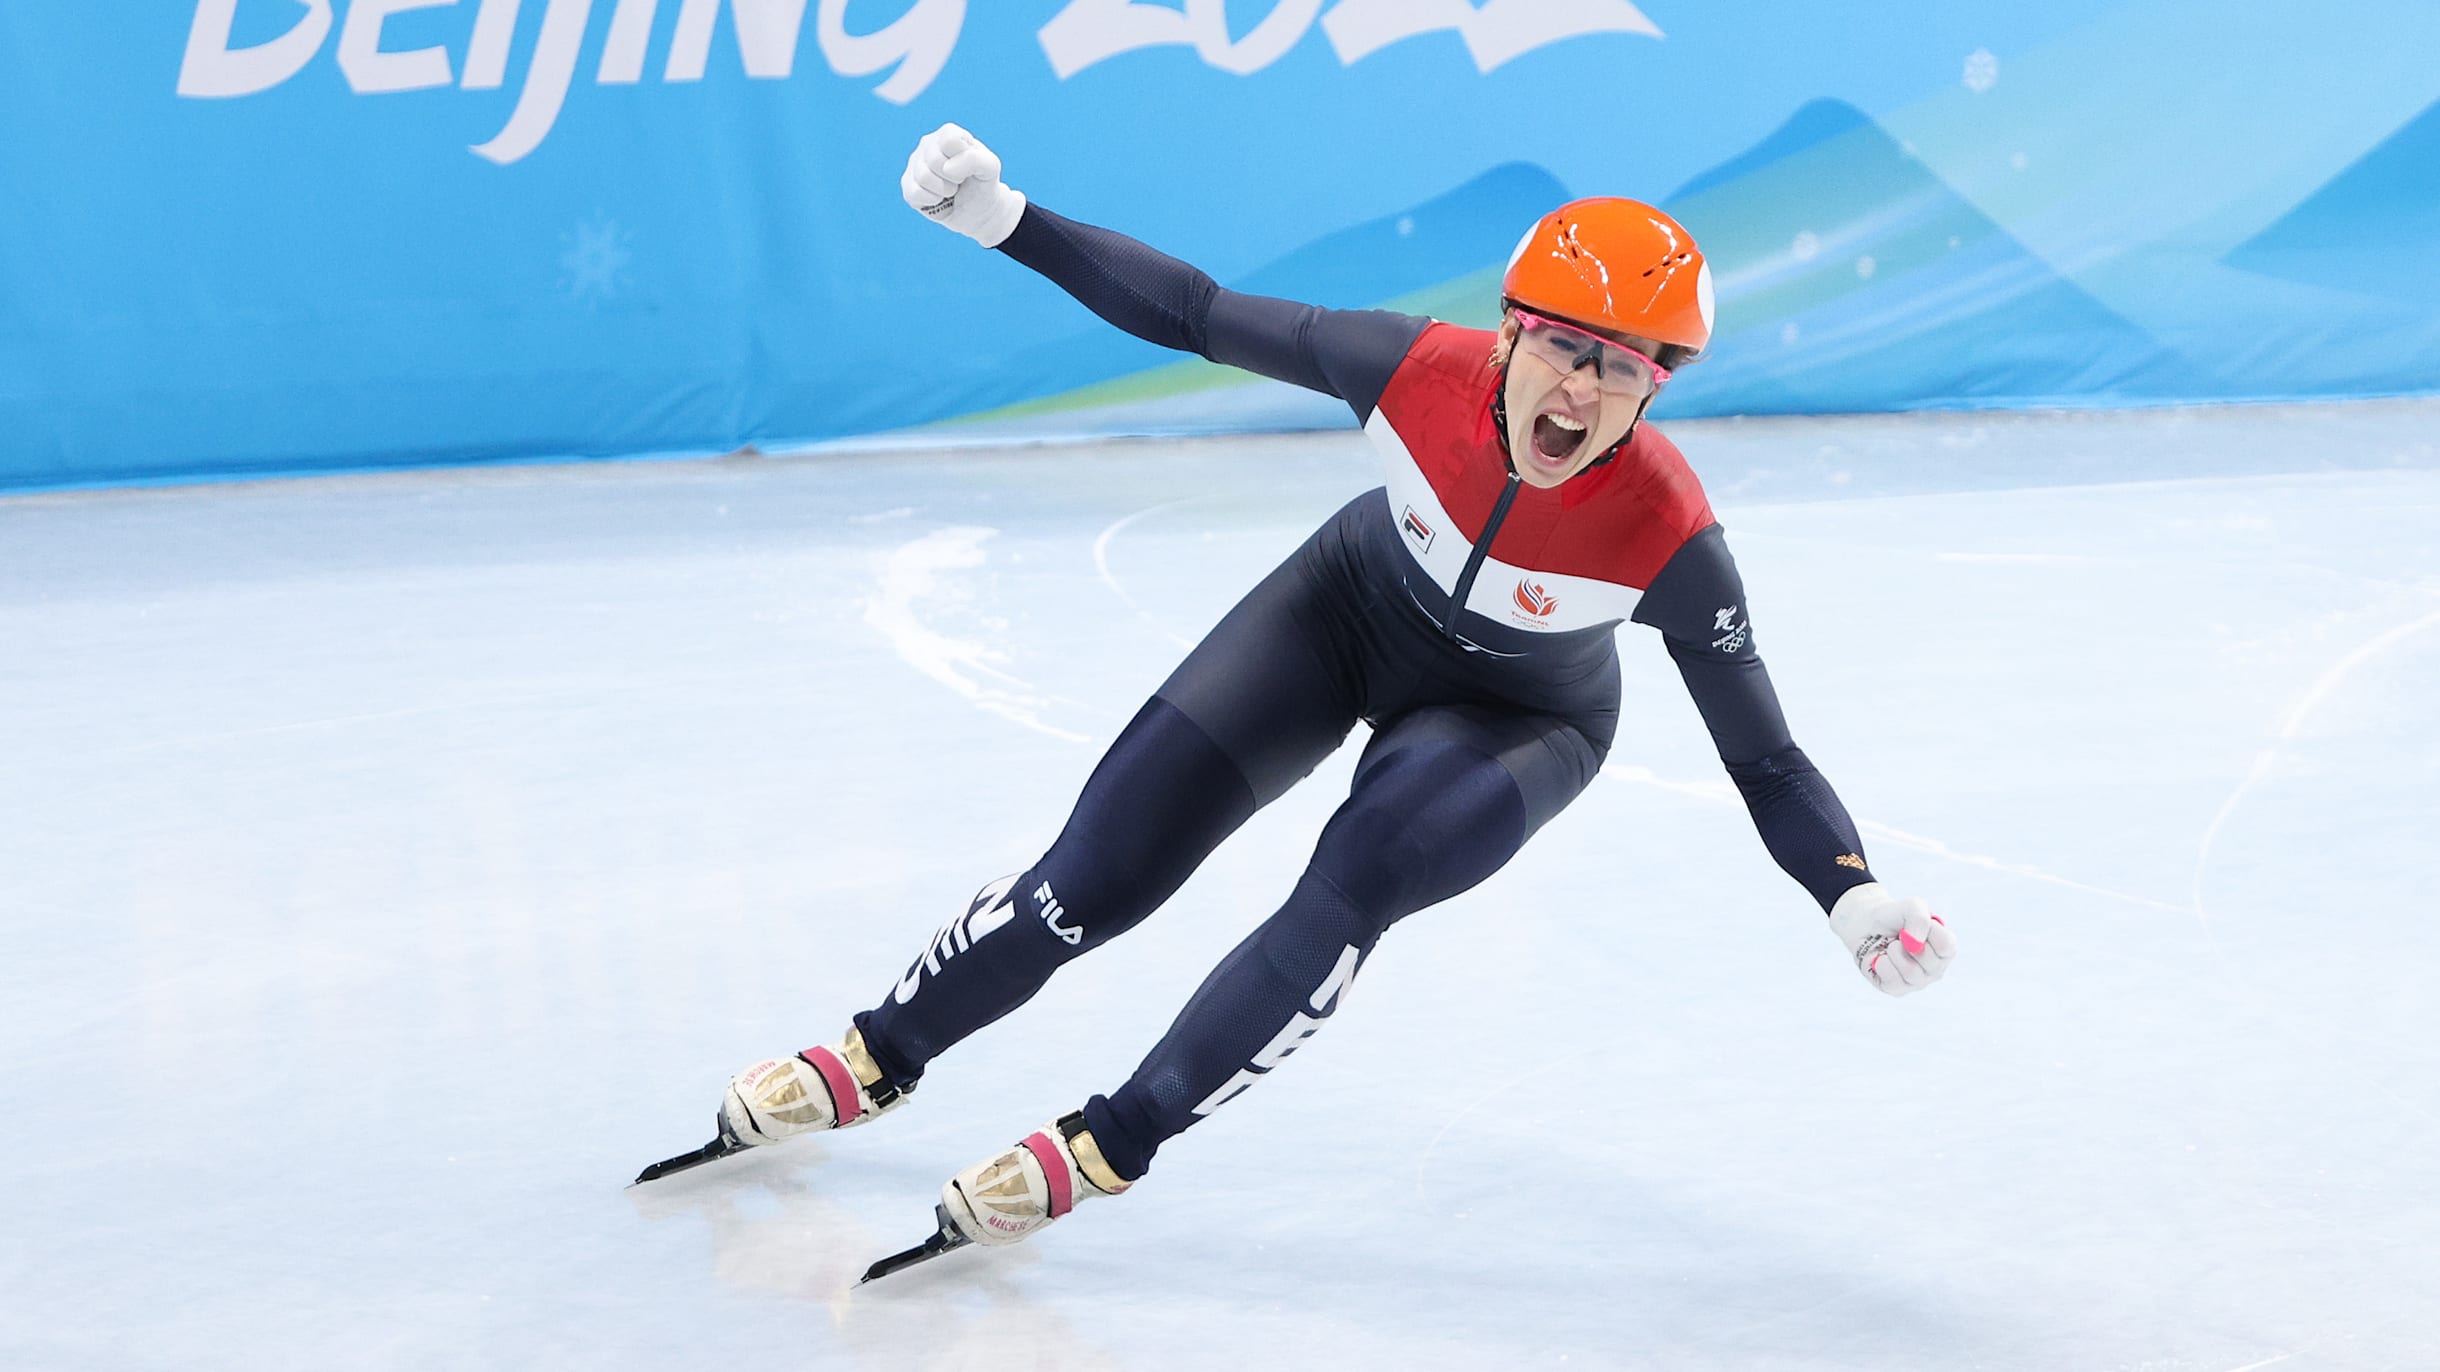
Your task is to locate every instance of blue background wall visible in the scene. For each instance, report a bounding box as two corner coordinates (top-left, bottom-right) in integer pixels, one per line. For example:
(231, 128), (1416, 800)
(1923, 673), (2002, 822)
(4, 1), (2436, 489)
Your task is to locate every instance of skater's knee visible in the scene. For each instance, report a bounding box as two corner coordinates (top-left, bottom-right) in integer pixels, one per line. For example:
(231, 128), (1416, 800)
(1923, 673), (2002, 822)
(1251, 867), (1394, 975)
(1307, 806), (1495, 923)
(1307, 806), (1433, 917)
(1312, 743), (1529, 918)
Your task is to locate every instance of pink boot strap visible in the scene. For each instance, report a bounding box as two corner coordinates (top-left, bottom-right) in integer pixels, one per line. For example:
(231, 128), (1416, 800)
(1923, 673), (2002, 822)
(799, 1045), (862, 1127)
(1020, 1131), (1074, 1218)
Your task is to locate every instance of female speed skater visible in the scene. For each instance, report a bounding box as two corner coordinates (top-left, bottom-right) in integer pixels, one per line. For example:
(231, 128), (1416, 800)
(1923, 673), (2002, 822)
(651, 124), (1958, 1269)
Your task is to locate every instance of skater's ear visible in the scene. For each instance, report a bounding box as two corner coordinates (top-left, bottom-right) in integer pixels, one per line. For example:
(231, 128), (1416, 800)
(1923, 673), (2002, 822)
(1489, 311), (1522, 368)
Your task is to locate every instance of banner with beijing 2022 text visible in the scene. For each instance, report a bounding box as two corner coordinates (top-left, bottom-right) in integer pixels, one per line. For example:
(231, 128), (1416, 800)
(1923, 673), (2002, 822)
(3, 1), (2437, 488)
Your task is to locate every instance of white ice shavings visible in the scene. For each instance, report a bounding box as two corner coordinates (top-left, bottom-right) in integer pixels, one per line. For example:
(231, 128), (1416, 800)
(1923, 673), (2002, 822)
(864, 527), (1089, 744)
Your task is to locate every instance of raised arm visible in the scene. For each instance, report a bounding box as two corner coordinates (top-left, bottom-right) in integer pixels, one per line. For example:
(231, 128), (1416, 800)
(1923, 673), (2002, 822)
(903, 125), (1426, 421)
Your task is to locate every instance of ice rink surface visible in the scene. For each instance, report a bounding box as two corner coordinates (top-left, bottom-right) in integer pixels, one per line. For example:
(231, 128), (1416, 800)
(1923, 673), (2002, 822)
(4, 400), (2437, 1371)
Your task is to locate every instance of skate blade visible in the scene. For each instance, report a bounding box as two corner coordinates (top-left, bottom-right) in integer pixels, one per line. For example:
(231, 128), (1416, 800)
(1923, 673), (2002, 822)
(857, 1205), (972, 1284)
(630, 1115), (748, 1186)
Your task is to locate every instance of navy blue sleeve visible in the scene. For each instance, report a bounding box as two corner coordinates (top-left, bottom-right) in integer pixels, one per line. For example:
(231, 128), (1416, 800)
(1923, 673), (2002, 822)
(996, 204), (1428, 421)
(1632, 525), (1876, 913)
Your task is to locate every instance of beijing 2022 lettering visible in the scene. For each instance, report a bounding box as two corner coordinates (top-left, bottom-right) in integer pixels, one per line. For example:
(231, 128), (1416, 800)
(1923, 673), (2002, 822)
(176, 0), (1663, 165)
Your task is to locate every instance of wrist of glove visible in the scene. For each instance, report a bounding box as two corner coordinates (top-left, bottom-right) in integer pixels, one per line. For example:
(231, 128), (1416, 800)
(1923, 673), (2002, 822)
(1827, 882), (1956, 997)
(901, 122), (1027, 249)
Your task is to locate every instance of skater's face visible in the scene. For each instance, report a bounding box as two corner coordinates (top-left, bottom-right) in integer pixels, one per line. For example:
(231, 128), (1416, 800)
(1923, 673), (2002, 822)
(1498, 309), (1669, 488)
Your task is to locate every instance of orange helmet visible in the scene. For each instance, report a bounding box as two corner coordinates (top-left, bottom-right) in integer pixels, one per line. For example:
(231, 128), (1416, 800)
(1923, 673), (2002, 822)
(1502, 198), (1714, 363)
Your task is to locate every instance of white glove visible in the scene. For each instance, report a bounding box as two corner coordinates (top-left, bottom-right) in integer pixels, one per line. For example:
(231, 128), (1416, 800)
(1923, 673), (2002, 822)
(1827, 882), (1956, 997)
(901, 123), (1027, 249)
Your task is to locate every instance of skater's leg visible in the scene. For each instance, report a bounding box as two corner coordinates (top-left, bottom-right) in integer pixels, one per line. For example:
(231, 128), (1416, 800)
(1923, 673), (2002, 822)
(854, 552), (1363, 1085)
(1083, 703), (1604, 1179)
(854, 697), (1259, 1080)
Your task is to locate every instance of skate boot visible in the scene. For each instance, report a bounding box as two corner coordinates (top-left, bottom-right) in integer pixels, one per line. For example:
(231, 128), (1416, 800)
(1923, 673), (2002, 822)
(721, 1025), (913, 1148)
(940, 1111), (1133, 1247)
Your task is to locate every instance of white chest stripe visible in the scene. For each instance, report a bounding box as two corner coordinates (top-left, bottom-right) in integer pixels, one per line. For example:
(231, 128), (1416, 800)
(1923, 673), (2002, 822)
(1371, 409), (1470, 593)
(1366, 409), (1647, 635)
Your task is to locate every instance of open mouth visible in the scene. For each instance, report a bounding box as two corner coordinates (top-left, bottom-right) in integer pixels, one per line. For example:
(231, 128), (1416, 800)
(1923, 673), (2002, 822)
(1530, 411), (1588, 463)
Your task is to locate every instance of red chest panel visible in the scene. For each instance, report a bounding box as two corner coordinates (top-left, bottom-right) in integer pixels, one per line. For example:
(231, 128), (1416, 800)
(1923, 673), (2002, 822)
(1372, 324), (1715, 595)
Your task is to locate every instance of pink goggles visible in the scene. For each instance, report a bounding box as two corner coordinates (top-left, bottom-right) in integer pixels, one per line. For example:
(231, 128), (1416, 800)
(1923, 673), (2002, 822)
(1511, 308), (1671, 397)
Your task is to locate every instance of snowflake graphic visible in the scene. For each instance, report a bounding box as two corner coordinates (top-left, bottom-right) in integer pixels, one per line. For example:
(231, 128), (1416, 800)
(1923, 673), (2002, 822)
(1855, 255), (1877, 280)
(559, 215), (633, 304)
(1791, 230), (1820, 262)
(1963, 48), (1998, 93)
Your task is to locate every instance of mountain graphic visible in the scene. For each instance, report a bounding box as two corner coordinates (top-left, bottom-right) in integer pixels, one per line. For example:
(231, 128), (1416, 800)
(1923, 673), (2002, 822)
(1234, 161), (1567, 306)
(953, 162), (1567, 429)
(1654, 99), (2200, 416)
(2224, 96), (2440, 298)
(947, 98), (2208, 434)
(1666, 98), (1870, 204)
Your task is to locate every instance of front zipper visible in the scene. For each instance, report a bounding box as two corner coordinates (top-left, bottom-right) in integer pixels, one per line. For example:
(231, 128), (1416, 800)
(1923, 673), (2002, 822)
(1442, 473), (1523, 643)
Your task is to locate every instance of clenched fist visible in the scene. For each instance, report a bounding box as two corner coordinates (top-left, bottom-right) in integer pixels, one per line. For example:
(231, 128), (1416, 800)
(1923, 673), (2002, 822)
(1827, 882), (1956, 997)
(902, 123), (1027, 249)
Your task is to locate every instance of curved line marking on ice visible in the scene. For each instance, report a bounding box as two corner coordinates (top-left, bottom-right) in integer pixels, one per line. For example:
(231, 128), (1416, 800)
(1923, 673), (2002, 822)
(1601, 763), (2183, 914)
(1092, 499), (1203, 650)
(864, 526), (1090, 744)
(1854, 819), (2189, 914)
(1413, 1054), (1579, 1207)
(2191, 606), (2440, 926)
